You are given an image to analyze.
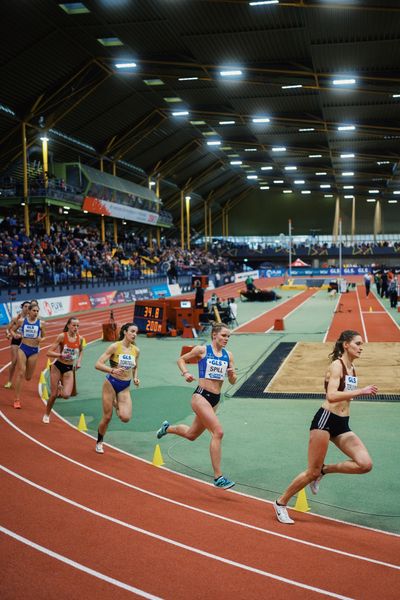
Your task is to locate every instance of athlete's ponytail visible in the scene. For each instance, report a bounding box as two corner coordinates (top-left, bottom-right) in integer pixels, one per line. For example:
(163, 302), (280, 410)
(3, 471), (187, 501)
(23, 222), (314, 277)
(329, 330), (360, 361)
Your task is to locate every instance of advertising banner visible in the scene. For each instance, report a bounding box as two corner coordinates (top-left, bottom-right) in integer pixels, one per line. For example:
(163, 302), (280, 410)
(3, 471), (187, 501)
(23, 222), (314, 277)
(260, 269), (285, 278)
(151, 284), (171, 299)
(234, 270), (260, 283)
(83, 197), (159, 225)
(0, 303), (10, 326)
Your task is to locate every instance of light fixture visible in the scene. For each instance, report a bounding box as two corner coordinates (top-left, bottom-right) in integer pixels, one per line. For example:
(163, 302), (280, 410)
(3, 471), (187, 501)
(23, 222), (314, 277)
(281, 84), (302, 89)
(393, 191), (400, 195)
(219, 120), (236, 125)
(338, 125), (356, 131)
(299, 128), (315, 132)
(190, 120), (206, 125)
(283, 190), (293, 194)
(367, 198), (376, 203)
(63, 206), (70, 210)
(377, 161), (390, 165)
(230, 161), (242, 165)
(185, 195), (191, 201)
(344, 195), (354, 199)
(261, 166), (273, 170)
(388, 200), (398, 203)
(115, 62), (137, 69)
(244, 148), (257, 152)
(97, 37), (123, 47)
(59, 3), (90, 14)
(272, 146), (286, 152)
(324, 194), (333, 198)
(273, 180), (284, 184)
(294, 180), (305, 184)
(83, 210), (88, 214)
(320, 184), (331, 188)
(252, 117), (270, 123)
(143, 79), (164, 86)
(178, 77), (198, 81)
(285, 166), (297, 171)
(207, 140), (221, 146)
(247, 175), (258, 179)
(315, 172), (327, 176)
(332, 78), (356, 86)
(369, 190), (379, 194)
(301, 190), (311, 194)
(340, 153), (355, 158)
(260, 186), (270, 190)
(172, 110), (189, 116)
(341, 171), (354, 176)
(343, 185), (354, 189)
(220, 70), (242, 77)
(249, 0), (279, 5)
(392, 94), (400, 98)
(40, 136), (49, 142)
(164, 97), (183, 103)
(309, 154), (322, 158)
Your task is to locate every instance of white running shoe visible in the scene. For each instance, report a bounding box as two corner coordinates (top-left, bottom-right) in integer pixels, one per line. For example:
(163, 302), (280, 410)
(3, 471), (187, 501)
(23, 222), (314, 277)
(273, 500), (294, 524)
(95, 442), (104, 454)
(309, 474), (323, 495)
(42, 414), (50, 424)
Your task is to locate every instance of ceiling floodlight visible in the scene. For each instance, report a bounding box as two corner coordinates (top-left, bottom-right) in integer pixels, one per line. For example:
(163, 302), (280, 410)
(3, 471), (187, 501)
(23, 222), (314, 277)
(272, 146), (286, 152)
(281, 84), (302, 89)
(344, 195), (355, 199)
(244, 148), (257, 152)
(315, 172), (327, 175)
(343, 185), (354, 189)
(393, 191), (400, 195)
(143, 79), (164, 86)
(320, 184), (331, 188)
(247, 175), (258, 179)
(98, 37), (123, 46)
(366, 198), (376, 202)
(252, 117), (270, 123)
(230, 161), (243, 165)
(219, 121), (236, 125)
(115, 62), (137, 69)
(164, 97), (182, 103)
(309, 154), (322, 158)
(249, 1), (279, 5)
(368, 189), (379, 193)
(283, 190), (293, 194)
(377, 161), (390, 165)
(172, 111), (189, 116)
(260, 186), (270, 190)
(338, 125), (356, 131)
(341, 171), (354, 176)
(178, 77), (199, 81)
(333, 78), (356, 86)
(340, 153), (355, 158)
(388, 200), (398, 203)
(207, 140), (221, 146)
(324, 194), (333, 198)
(273, 180), (284, 184)
(294, 180), (305, 184)
(190, 120), (206, 125)
(299, 128), (314, 132)
(391, 94), (400, 98)
(59, 3), (90, 14)
(285, 166), (297, 171)
(261, 166), (273, 170)
(301, 190), (311, 194)
(220, 70), (242, 77)
(40, 136), (49, 142)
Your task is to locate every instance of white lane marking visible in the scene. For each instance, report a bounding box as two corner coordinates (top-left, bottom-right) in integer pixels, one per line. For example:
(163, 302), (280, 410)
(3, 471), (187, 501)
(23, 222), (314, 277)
(370, 293), (400, 331)
(0, 525), (162, 599)
(0, 468), (356, 600)
(2, 418), (399, 569)
(233, 291), (303, 332)
(355, 287), (368, 343)
(264, 290), (318, 333)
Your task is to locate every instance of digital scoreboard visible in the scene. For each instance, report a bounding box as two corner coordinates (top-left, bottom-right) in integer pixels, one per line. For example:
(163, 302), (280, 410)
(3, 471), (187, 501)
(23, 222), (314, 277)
(133, 301), (167, 334)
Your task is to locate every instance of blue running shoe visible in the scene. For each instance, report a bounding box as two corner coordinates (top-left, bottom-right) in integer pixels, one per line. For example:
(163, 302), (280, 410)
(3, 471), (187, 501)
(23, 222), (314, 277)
(157, 420), (170, 439)
(214, 475), (235, 490)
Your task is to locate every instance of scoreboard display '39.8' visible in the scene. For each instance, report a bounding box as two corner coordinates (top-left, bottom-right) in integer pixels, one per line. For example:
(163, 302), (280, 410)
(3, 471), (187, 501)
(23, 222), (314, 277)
(133, 301), (168, 334)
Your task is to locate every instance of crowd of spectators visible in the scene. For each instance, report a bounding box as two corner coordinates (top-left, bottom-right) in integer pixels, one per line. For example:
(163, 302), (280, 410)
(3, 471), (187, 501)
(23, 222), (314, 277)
(0, 216), (236, 289)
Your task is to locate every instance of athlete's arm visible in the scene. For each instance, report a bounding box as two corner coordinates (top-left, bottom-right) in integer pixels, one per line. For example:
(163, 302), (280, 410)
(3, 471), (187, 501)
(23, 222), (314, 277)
(227, 351), (237, 385)
(9, 316), (23, 338)
(326, 360), (377, 403)
(177, 345), (205, 383)
(95, 343), (124, 376)
(76, 340), (84, 369)
(39, 321), (46, 344)
(47, 333), (64, 358)
(133, 348), (140, 386)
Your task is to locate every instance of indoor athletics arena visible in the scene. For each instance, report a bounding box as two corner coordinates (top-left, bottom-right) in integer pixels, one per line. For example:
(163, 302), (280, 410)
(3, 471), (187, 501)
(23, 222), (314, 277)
(1, 1), (400, 599)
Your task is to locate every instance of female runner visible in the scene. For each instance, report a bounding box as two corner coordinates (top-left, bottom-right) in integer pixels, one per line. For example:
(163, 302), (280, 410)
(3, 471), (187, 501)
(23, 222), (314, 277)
(11, 302), (46, 409)
(94, 323), (140, 454)
(157, 322), (237, 489)
(43, 317), (83, 423)
(4, 301), (30, 389)
(273, 329), (378, 524)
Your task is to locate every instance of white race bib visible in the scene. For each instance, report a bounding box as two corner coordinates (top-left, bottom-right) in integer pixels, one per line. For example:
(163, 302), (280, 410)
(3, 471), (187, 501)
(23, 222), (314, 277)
(204, 358), (228, 380)
(61, 346), (77, 361)
(345, 375), (357, 392)
(118, 353), (135, 370)
(24, 324), (39, 339)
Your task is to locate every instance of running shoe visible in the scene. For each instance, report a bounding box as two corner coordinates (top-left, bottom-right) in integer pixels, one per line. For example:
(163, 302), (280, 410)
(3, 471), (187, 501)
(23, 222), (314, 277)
(42, 414), (50, 424)
(214, 475), (235, 490)
(156, 420), (170, 439)
(95, 442), (104, 454)
(273, 500), (294, 524)
(309, 473), (324, 495)
(13, 401), (21, 409)
(4, 382), (12, 389)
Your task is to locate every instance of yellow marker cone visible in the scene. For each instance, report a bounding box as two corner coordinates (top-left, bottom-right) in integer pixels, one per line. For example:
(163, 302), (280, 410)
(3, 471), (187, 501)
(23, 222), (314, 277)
(152, 444), (164, 467)
(77, 413), (88, 431)
(82, 337), (87, 348)
(293, 488), (310, 512)
(41, 383), (49, 402)
(369, 306), (373, 312)
(39, 371), (46, 385)
(46, 358), (51, 370)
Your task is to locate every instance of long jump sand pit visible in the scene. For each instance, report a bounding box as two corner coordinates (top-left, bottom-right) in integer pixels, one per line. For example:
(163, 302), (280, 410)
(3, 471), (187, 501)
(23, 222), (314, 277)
(267, 342), (400, 396)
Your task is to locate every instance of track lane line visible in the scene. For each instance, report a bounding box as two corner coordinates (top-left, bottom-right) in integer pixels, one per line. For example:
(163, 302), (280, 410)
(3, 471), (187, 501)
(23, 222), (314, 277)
(2, 419), (399, 570)
(0, 468), (357, 600)
(0, 525), (162, 600)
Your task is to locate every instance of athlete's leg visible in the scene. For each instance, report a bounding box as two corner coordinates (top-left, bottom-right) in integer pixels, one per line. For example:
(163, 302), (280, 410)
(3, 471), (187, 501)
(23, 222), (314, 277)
(6, 344), (19, 385)
(115, 387), (132, 423)
(25, 353), (39, 381)
(14, 349), (28, 404)
(45, 363), (63, 416)
(191, 395), (225, 479)
(60, 370), (74, 399)
(278, 429), (330, 505)
(326, 431), (372, 474)
(98, 379), (116, 438)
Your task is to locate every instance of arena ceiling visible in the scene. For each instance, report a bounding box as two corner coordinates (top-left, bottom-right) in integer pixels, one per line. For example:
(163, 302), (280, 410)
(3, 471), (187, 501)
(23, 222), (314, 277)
(1, 0), (400, 234)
